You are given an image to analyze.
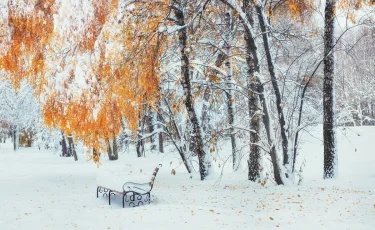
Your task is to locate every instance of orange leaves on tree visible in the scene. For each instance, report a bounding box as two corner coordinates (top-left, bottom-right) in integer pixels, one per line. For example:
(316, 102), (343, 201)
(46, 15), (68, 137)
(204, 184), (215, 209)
(1, 1), (165, 163)
(0, 0), (55, 91)
(79, 0), (118, 51)
(286, 0), (313, 16)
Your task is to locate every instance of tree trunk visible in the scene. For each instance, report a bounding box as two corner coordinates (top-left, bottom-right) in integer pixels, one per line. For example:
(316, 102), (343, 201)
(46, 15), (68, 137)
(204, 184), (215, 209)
(240, 0), (262, 182)
(112, 137), (118, 160)
(136, 113), (145, 158)
(323, 0), (337, 179)
(174, 3), (211, 180)
(106, 137), (113, 160)
(61, 132), (68, 157)
(254, 3), (289, 166)
(157, 107), (164, 153)
(149, 110), (157, 152)
(258, 84), (284, 185)
(68, 135), (78, 161)
(13, 126), (18, 151)
(222, 11), (239, 171)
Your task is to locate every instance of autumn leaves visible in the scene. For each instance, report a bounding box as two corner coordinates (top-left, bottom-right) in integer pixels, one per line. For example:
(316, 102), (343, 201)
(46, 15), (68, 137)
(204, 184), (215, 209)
(0, 0), (167, 161)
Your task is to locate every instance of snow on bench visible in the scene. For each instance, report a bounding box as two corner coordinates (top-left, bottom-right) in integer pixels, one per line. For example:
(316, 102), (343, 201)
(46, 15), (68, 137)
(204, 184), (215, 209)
(96, 163), (161, 208)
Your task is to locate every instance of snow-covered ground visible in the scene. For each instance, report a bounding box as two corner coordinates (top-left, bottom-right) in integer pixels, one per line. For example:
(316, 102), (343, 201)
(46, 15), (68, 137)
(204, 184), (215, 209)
(0, 126), (374, 230)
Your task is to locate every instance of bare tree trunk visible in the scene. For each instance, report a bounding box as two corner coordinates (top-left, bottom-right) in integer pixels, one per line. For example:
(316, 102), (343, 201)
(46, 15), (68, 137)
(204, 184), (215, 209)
(254, 2), (289, 166)
(157, 111), (164, 153)
(112, 137), (118, 160)
(258, 84), (284, 185)
(61, 132), (68, 157)
(240, 0), (262, 182)
(68, 135), (78, 161)
(106, 137), (113, 160)
(12, 125), (18, 151)
(323, 0), (337, 179)
(174, 2), (211, 180)
(222, 11), (239, 171)
(136, 113), (144, 158)
(149, 110), (157, 152)
(108, 136), (118, 161)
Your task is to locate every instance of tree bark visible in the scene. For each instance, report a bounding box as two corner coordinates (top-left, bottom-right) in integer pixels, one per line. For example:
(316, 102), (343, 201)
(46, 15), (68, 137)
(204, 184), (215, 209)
(61, 132), (69, 157)
(106, 137), (113, 160)
(136, 113), (144, 158)
(108, 136), (118, 161)
(240, 0), (262, 182)
(157, 110), (164, 153)
(13, 126), (18, 151)
(68, 135), (78, 161)
(149, 110), (157, 152)
(254, 2), (289, 166)
(258, 83), (284, 185)
(323, 0), (337, 179)
(174, 2), (211, 180)
(113, 137), (118, 160)
(222, 11), (239, 171)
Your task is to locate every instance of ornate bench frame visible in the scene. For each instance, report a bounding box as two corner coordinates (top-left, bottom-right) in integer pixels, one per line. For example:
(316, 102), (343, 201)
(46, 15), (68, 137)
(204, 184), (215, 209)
(97, 164), (161, 208)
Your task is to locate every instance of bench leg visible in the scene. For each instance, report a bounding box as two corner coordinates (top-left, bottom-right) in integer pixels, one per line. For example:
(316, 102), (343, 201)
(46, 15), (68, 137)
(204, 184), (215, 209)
(109, 190), (111, 205)
(123, 194), (126, 208)
(97, 187), (99, 198)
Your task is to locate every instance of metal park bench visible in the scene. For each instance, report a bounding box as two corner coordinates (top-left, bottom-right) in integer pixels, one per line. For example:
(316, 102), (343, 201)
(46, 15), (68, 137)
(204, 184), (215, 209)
(97, 164), (162, 208)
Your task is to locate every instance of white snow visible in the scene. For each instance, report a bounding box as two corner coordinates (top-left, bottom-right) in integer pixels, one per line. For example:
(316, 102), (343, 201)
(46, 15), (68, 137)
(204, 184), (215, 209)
(0, 126), (374, 229)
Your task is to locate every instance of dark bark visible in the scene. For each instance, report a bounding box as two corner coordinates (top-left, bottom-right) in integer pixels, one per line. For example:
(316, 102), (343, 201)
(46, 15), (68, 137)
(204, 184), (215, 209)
(247, 78), (261, 181)
(61, 132), (69, 157)
(12, 126), (18, 151)
(174, 3), (211, 180)
(158, 132), (164, 153)
(68, 135), (78, 161)
(149, 110), (157, 151)
(323, 0), (337, 179)
(112, 137), (118, 160)
(106, 138), (113, 160)
(157, 110), (164, 153)
(242, 0), (262, 181)
(254, 3), (289, 166)
(136, 113), (144, 158)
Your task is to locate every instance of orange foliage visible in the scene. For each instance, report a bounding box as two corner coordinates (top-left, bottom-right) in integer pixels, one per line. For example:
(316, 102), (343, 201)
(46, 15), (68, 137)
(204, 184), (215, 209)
(40, 0), (166, 163)
(0, 0), (55, 90)
(286, 0), (313, 17)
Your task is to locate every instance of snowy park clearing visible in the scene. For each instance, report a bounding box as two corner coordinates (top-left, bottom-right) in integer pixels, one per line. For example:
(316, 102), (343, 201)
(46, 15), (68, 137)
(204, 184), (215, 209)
(0, 126), (375, 230)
